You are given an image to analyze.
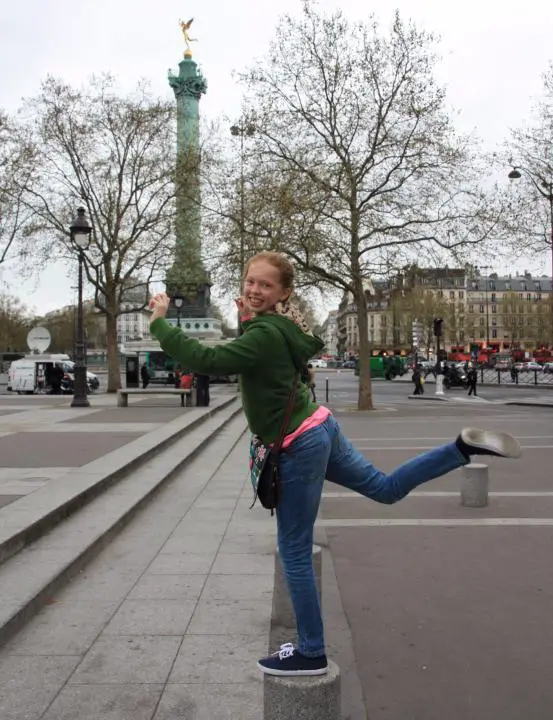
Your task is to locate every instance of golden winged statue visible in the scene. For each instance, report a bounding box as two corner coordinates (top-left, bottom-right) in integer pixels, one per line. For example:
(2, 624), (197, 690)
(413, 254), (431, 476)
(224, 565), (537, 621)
(179, 18), (196, 56)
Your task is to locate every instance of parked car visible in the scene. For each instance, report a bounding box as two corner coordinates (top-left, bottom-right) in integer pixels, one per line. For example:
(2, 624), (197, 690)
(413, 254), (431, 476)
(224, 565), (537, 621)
(524, 361), (542, 371)
(310, 358), (328, 369)
(341, 360), (356, 369)
(494, 360), (511, 371)
(543, 362), (553, 374)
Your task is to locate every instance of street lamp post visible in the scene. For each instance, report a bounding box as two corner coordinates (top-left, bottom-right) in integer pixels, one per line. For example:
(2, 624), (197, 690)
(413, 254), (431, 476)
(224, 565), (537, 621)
(480, 265), (491, 348)
(508, 163), (553, 294)
(433, 317), (444, 395)
(173, 293), (184, 327)
(231, 118), (255, 335)
(70, 207), (92, 408)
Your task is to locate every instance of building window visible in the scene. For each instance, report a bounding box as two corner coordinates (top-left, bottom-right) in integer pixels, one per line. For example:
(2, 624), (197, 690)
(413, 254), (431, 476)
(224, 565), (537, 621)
(489, 281), (496, 291)
(449, 291), (455, 299)
(479, 304), (484, 313)
(491, 305), (497, 313)
(492, 318), (497, 326)
(492, 329), (497, 338)
(480, 318), (485, 326)
(527, 293), (531, 302)
(459, 291), (464, 299)
(491, 293), (496, 302)
(468, 305), (474, 313)
(505, 282), (511, 290)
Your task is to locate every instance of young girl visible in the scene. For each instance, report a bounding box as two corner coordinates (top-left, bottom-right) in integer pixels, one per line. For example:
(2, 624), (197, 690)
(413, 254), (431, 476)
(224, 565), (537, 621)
(149, 251), (521, 678)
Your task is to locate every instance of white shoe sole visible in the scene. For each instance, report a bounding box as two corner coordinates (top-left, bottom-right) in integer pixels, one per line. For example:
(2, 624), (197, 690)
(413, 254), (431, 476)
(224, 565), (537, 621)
(257, 661), (328, 676)
(461, 428), (522, 459)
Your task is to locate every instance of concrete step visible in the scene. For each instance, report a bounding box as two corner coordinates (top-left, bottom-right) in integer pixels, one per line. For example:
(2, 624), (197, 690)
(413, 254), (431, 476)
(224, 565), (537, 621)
(0, 395), (238, 567)
(0, 401), (246, 648)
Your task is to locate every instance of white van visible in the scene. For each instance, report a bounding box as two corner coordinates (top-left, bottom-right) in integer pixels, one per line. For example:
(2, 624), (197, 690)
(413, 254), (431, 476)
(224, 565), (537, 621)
(7, 354), (99, 394)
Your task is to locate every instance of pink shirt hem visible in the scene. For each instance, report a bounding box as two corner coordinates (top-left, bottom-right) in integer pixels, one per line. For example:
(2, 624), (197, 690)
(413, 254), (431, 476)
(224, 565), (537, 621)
(281, 406), (331, 449)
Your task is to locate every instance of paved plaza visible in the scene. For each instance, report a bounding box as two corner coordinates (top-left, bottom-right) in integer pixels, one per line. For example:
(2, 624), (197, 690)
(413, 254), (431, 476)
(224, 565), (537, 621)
(0, 381), (551, 719)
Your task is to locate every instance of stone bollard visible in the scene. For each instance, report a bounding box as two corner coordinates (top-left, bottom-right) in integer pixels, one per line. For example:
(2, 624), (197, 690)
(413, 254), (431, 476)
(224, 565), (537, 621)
(272, 545), (322, 630)
(264, 660), (341, 720)
(460, 463), (489, 508)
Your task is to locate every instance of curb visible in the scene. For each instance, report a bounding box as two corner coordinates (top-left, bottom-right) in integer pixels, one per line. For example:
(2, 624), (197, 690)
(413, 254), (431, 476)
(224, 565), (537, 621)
(504, 400), (553, 408)
(408, 395), (553, 408)
(408, 394), (448, 402)
(0, 400), (245, 648)
(0, 396), (237, 567)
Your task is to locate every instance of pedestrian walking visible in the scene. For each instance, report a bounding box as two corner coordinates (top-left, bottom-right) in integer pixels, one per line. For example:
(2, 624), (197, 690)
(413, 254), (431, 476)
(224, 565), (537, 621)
(412, 364), (424, 395)
(302, 363), (316, 402)
(50, 363), (64, 394)
(148, 250), (521, 678)
(140, 363), (150, 389)
(467, 365), (478, 396)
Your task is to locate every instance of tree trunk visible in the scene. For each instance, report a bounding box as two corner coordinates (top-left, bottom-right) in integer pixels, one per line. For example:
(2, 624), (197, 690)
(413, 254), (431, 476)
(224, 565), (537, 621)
(105, 310), (120, 393)
(354, 287), (373, 411)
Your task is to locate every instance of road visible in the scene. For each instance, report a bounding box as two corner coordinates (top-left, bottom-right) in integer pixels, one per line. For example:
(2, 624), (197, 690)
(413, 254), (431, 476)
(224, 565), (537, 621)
(315, 369), (552, 409)
(319, 394), (553, 720)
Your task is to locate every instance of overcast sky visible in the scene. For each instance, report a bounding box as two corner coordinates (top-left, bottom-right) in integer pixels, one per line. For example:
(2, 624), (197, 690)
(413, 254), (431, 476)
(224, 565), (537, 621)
(1, 0), (552, 316)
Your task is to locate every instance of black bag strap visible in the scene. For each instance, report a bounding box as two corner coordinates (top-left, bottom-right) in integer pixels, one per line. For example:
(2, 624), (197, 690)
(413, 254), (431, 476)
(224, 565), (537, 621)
(271, 372), (299, 455)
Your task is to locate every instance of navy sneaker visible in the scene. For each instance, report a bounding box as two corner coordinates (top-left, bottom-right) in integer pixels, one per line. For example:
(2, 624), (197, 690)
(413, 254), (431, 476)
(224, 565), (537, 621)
(456, 428), (522, 460)
(257, 643), (328, 676)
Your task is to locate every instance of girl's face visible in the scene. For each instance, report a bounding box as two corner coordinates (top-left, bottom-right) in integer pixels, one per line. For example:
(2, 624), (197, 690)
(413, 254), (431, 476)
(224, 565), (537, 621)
(243, 260), (291, 314)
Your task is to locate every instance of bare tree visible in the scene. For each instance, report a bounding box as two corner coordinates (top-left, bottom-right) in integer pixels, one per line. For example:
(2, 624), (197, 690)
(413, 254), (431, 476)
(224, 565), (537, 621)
(209, 3), (501, 409)
(0, 111), (37, 265)
(505, 63), (553, 279)
(0, 293), (33, 351)
(20, 76), (177, 391)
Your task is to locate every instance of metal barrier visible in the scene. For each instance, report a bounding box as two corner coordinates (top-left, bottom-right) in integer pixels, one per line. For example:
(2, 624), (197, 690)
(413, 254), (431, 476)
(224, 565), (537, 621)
(480, 368), (553, 386)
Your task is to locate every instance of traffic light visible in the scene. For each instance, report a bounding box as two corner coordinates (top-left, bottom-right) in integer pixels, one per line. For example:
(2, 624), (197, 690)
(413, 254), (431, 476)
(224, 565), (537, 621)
(433, 317), (443, 338)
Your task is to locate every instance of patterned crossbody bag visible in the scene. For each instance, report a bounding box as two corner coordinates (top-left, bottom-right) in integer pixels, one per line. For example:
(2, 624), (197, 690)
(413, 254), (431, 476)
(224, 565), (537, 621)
(249, 373), (299, 515)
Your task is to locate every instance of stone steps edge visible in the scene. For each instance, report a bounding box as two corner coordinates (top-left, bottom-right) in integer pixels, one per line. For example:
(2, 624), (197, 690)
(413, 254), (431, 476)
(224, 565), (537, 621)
(0, 396), (239, 567)
(0, 405), (246, 649)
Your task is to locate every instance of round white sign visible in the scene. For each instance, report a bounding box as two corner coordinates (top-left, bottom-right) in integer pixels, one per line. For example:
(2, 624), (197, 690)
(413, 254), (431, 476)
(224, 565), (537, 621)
(27, 326), (51, 353)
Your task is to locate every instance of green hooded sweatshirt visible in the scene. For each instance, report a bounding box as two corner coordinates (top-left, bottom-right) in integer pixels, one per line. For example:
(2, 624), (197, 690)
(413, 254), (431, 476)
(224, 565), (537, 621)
(150, 315), (324, 444)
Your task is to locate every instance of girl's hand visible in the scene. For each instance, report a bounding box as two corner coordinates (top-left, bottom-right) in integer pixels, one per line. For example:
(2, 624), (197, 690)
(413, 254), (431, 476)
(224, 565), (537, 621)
(235, 296), (247, 314)
(149, 292), (171, 323)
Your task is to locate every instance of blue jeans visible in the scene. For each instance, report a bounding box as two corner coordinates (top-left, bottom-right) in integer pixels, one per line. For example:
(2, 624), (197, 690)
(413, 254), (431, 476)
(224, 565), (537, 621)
(275, 414), (468, 657)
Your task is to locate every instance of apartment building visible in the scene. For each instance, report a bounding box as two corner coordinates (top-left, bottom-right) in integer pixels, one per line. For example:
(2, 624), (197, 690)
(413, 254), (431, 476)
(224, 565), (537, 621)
(335, 269), (553, 355)
(320, 310), (338, 356)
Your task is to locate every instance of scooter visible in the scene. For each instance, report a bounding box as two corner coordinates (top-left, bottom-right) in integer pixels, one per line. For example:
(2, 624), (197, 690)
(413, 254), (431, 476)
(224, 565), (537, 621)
(60, 374), (97, 394)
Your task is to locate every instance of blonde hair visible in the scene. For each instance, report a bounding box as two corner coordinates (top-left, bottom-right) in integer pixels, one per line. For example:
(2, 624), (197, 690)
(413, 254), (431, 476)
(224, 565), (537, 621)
(244, 251), (295, 291)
